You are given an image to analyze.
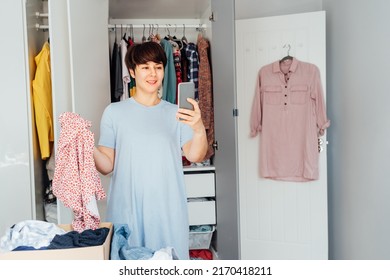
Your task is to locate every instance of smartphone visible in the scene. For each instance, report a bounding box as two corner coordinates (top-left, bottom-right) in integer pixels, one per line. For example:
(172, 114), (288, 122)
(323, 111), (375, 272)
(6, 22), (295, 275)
(178, 82), (195, 110)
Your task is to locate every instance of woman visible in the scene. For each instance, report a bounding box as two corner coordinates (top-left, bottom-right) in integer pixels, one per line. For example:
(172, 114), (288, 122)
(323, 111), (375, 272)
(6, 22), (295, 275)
(93, 41), (208, 259)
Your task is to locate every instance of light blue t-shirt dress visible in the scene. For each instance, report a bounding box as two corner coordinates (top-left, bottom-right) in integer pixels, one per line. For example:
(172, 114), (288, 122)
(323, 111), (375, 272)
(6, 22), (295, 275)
(98, 98), (193, 259)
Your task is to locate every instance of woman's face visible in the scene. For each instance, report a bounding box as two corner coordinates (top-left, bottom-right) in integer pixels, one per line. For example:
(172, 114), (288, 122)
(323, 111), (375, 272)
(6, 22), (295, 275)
(130, 61), (164, 95)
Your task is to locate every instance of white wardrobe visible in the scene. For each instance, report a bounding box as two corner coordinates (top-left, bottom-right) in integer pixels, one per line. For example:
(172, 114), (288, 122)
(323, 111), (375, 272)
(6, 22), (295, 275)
(0, 0), (239, 260)
(0, 0), (328, 260)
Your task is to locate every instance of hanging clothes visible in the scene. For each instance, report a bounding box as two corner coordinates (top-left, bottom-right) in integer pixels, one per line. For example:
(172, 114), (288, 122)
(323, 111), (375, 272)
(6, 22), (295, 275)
(110, 40), (123, 102)
(52, 112), (106, 232)
(180, 41), (189, 83)
(110, 40), (117, 102)
(32, 41), (54, 159)
(128, 38), (137, 97)
(197, 35), (215, 160)
(114, 46), (123, 101)
(129, 76), (136, 97)
(250, 58), (330, 182)
(185, 42), (199, 99)
(160, 38), (177, 104)
(120, 38), (131, 101)
(173, 44), (182, 104)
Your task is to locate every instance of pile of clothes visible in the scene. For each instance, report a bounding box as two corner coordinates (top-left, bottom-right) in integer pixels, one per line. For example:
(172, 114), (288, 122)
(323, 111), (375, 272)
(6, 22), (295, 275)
(0, 220), (109, 253)
(110, 224), (178, 260)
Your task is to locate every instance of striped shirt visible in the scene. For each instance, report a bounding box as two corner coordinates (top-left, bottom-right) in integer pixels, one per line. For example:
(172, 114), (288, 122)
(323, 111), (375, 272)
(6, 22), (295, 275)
(185, 43), (199, 99)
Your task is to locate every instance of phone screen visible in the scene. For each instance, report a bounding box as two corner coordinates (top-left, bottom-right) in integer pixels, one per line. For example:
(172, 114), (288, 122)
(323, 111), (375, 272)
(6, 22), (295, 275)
(178, 82), (195, 110)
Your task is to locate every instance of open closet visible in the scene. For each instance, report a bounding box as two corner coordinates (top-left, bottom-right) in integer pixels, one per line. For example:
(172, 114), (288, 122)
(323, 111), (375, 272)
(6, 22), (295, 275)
(0, 0), (239, 260)
(1, 0), (329, 260)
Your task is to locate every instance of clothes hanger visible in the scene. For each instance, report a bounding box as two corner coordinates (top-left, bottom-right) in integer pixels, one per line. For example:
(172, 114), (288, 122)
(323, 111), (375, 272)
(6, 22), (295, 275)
(122, 25), (127, 40)
(197, 24), (205, 42)
(164, 24), (175, 41)
(120, 25), (129, 47)
(142, 24), (147, 43)
(128, 24), (134, 45)
(171, 25), (184, 50)
(280, 44), (293, 62)
(181, 24), (188, 45)
(154, 24), (161, 43)
(147, 24), (153, 41)
(124, 25), (131, 47)
(114, 24), (117, 44)
(148, 24), (161, 43)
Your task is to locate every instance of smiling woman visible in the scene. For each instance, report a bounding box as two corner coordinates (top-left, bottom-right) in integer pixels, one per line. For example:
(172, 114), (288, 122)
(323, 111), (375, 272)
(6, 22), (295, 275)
(93, 41), (207, 259)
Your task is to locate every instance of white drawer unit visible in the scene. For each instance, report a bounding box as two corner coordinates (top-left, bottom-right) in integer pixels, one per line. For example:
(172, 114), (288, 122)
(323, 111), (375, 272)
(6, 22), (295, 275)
(184, 166), (216, 226)
(188, 199), (216, 225)
(185, 173), (215, 198)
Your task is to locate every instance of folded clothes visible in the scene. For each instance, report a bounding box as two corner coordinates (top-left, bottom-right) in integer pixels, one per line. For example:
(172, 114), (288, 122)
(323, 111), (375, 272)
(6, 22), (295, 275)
(12, 246), (48, 251)
(47, 227), (109, 249)
(189, 225), (213, 232)
(0, 220), (66, 252)
(190, 249), (213, 260)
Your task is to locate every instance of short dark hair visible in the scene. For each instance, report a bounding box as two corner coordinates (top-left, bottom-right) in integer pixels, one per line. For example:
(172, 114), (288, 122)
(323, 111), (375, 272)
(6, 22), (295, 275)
(125, 41), (167, 72)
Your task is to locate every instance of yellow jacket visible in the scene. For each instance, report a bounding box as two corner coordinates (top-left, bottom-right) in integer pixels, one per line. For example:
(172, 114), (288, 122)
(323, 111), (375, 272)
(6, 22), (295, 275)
(32, 42), (54, 159)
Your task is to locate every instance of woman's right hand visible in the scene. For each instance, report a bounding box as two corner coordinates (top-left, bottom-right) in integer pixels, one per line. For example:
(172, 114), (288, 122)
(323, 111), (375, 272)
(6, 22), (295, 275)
(93, 146), (115, 175)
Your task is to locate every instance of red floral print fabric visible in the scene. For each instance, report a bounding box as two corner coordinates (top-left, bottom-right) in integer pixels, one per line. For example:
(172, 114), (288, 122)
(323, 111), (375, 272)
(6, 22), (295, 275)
(52, 112), (106, 232)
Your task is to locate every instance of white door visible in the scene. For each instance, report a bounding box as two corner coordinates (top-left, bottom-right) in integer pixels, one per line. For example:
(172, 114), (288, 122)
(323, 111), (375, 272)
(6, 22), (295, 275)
(49, 0), (111, 223)
(236, 11), (328, 259)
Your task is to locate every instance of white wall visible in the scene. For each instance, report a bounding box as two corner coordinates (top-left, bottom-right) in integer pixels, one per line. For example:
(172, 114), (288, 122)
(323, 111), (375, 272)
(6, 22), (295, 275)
(323, 0), (390, 259)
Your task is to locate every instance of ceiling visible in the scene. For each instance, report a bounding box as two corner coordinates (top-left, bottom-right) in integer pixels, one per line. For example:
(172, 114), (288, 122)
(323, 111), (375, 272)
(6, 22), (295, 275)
(109, 0), (211, 19)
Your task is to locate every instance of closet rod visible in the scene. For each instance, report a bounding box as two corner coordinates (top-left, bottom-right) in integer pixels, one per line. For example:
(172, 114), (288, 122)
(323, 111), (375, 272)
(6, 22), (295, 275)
(35, 23), (206, 31)
(107, 24), (206, 29)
